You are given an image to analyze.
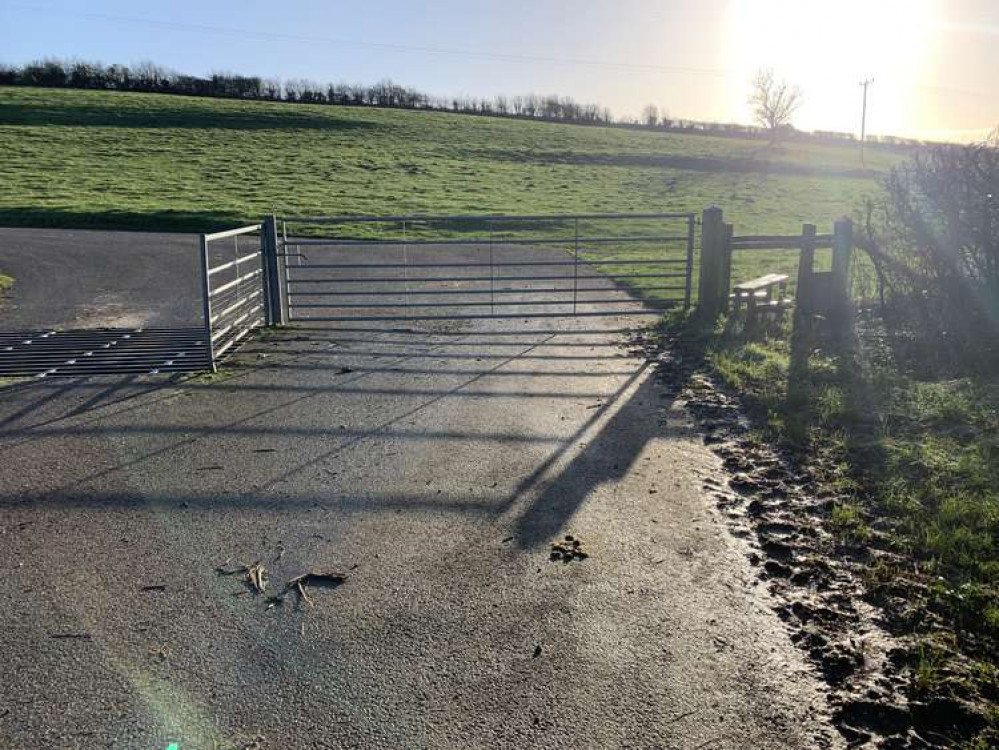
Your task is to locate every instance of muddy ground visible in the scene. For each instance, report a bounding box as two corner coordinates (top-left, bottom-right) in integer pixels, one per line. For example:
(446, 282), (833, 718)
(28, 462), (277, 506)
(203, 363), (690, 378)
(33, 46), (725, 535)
(632, 327), (993, 749)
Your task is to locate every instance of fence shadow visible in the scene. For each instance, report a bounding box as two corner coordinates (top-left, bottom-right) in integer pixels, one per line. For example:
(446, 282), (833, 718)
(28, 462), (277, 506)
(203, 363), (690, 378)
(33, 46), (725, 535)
(468, 148), (877, 179)
(0, 324), (702, 551)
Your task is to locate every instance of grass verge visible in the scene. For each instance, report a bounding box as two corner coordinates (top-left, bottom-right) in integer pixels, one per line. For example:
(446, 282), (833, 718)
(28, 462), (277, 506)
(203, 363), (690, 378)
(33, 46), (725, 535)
(665, 308), (999, 742)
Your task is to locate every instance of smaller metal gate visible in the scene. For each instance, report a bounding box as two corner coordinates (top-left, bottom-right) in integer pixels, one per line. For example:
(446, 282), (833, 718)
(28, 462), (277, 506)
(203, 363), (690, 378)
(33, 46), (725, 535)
(0, 228), (268, 379)
(199, 224), (267, 370)
(261, 212), (696, 323)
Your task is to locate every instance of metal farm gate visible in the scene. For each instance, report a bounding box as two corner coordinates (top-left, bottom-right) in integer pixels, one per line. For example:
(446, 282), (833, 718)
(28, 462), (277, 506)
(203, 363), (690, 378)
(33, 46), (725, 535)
(261, 212), (696, 324)
(0, 213), (695, 378)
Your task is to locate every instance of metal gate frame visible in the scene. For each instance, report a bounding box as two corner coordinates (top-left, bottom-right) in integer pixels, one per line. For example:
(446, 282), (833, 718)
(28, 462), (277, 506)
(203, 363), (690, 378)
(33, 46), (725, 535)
(199, 224), (267, 370)
(260, 212), (696, 324)
(1, 229), (269, 379)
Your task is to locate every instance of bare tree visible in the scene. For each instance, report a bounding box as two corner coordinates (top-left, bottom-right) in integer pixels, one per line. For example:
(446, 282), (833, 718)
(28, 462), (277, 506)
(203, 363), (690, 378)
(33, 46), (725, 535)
(641, 103), (660, 128)
(749, 68), (802, 138)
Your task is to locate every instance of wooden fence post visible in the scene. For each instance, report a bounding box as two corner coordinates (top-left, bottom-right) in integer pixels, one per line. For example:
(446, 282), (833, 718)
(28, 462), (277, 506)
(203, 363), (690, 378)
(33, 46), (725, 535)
(832, 217), (853, 305)
(795, 223), (816, 318)
(721, 222), (733, 310)
(789, 223), (817, 389)
(697, 206), (726, 316)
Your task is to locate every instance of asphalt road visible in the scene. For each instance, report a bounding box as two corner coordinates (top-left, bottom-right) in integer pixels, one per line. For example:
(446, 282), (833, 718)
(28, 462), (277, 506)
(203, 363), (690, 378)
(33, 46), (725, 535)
(0, 229), (840, 749)
(0, 227), (203, 329)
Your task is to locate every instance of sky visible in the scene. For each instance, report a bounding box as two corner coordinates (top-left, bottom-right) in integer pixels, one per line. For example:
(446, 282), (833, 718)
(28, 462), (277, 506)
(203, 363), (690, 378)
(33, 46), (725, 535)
(1, 0), (996, 141)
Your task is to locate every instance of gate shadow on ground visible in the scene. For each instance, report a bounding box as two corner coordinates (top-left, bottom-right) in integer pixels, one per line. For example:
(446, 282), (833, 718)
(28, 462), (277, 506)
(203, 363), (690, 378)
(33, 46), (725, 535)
(0, 326), (634, 438)
(0, 374), (188, 434)
(0, 326), (701, 548)
(507, 373), (679, 549)
(0, 372), (697, 534)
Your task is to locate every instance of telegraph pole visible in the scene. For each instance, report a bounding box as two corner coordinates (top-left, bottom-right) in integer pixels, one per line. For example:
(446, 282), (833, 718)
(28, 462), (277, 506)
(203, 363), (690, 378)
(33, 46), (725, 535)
(859, 78), (873, 164)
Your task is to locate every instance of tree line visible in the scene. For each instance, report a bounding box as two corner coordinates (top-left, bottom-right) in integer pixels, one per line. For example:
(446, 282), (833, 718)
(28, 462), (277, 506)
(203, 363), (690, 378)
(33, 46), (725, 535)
(0, 58), (612, 125)
(0, 57), (935, 149)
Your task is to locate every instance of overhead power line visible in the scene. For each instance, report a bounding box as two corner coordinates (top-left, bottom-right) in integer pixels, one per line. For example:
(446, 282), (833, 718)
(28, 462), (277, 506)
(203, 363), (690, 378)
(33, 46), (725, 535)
(7, 4), (729, 77)
(859, 78), (873, 164)
(7, 3), (994, 105)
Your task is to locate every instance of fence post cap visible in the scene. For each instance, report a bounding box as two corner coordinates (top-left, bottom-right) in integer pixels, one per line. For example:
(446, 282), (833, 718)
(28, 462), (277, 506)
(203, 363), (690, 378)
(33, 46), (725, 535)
(702, 206), (724, 224)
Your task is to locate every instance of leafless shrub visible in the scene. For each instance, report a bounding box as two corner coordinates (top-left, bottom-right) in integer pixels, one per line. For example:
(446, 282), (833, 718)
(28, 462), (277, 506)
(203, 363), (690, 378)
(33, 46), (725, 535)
(858, 140), (999, 372)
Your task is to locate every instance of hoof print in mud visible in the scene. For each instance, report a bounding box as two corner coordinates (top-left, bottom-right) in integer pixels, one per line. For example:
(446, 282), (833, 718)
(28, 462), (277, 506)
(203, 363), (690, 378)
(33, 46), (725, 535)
(820, 643), (864, 683)
(764, 560), (793, 578)
(644, 341), (983, 748)
(761, 537), (795, 561)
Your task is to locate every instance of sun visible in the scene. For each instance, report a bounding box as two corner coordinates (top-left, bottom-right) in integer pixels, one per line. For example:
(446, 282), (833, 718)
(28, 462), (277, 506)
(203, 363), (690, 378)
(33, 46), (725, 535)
(725, 0), (936, 136)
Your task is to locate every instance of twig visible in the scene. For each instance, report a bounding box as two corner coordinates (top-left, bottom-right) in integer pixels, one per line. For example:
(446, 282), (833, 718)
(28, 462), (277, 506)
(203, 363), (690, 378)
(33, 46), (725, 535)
(692, 736), (724, 749)
(665, 709), (696, 724)
(247, 562), (268, 594)
(216, 560), (268, 595)
(296, 580), (313, 607)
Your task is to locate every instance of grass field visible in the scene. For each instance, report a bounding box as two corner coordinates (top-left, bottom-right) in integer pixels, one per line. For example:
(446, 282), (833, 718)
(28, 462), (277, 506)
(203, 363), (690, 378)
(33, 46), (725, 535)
(0, 85), (902, 296)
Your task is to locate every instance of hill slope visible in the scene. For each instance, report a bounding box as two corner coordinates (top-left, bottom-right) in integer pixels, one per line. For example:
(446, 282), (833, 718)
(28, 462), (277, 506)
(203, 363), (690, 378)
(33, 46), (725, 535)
(0, 86), (896, 236)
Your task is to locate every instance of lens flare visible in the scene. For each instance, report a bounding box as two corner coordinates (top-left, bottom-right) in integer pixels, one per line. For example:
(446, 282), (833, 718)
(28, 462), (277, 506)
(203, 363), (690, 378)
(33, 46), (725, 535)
(725, 0), (936, 137)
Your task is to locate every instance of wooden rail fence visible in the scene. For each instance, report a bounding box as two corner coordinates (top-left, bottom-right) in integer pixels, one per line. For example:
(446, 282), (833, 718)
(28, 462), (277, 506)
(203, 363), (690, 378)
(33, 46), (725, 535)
(697, 206), (853, 322)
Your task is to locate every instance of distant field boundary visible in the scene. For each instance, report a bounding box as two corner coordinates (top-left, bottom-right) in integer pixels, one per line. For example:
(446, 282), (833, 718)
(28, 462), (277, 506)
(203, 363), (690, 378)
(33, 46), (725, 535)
(0, 56), (936, 152)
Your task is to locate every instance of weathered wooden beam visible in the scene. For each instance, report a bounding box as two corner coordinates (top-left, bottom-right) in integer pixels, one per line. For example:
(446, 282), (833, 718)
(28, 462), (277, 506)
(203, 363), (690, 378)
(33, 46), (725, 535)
(697, 206), (727, 316)
(795, 223), (817, 317)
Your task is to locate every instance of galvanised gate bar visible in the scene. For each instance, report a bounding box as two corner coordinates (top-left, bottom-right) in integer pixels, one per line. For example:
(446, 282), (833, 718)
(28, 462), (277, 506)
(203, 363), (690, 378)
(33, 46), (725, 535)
(263, 212), (697, 323)
(199, 223), (267, 371)
(0, 212), (695, 377)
